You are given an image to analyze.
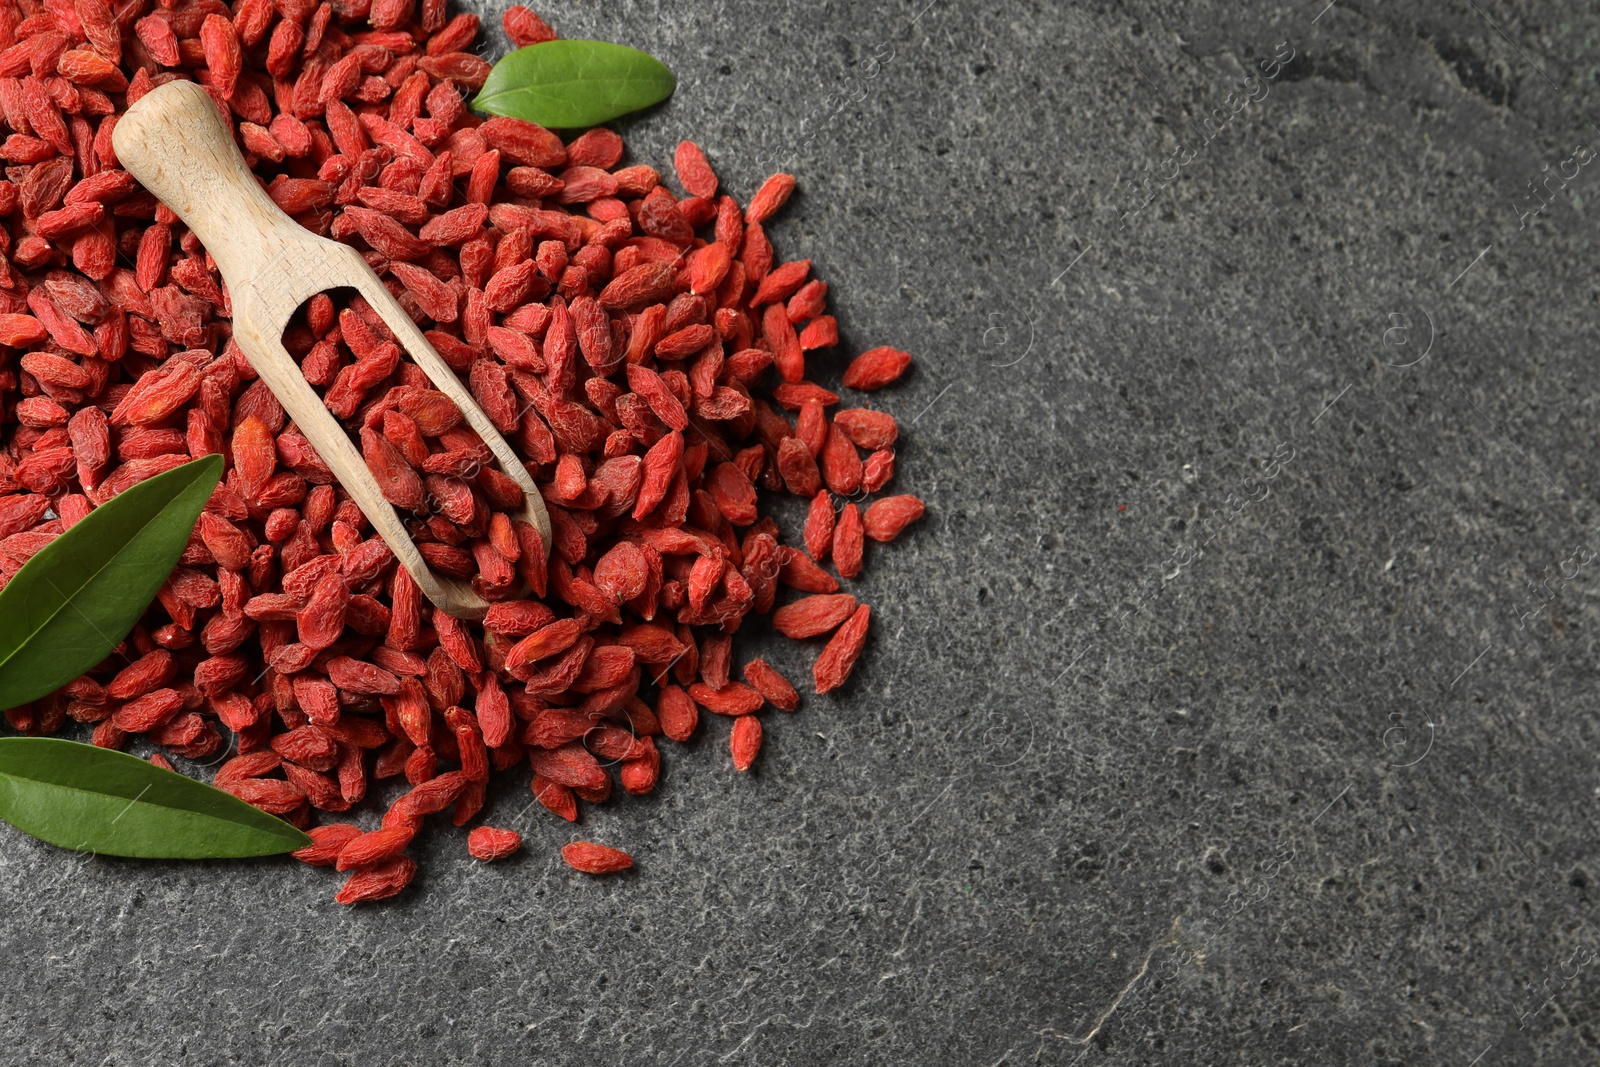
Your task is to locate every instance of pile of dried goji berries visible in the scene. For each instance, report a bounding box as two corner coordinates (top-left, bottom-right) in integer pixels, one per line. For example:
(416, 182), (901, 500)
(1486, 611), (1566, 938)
(0, 0), (924, 903)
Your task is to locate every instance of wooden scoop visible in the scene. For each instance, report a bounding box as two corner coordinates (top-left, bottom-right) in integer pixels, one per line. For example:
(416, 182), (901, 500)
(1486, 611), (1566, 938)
(113, 80), (550, 620)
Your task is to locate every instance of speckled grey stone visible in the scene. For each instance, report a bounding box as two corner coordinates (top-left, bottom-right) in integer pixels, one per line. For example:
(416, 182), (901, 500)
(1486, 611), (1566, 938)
(10, 0), (1600, 1063)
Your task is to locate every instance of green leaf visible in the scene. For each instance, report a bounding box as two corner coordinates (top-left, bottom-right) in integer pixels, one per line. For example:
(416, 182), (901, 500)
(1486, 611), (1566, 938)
(472, 40), (676, 128)
(0, 738), (310, 858)
(0, 454), (222, 711)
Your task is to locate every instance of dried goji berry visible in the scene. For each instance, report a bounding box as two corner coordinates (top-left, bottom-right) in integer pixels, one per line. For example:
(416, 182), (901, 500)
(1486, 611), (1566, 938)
(561, 841), (633, 875)
(673, 140), (718, 199)
(335, 857), (417, 904)
(730, 714), (762, 771)
(833, 503), (864, 580)
(467, 825), (522, 861)
(743, 659), (799, 713)
(864, 495), (925, 542)
(773, 594), (858, 639)
(814, 604), (871, 694)
(746, 173), (796, 224)
(842, 345), (913, 390)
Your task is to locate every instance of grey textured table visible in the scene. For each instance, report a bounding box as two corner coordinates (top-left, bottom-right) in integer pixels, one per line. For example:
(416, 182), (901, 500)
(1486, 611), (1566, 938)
(9, 1), (1600, 1063)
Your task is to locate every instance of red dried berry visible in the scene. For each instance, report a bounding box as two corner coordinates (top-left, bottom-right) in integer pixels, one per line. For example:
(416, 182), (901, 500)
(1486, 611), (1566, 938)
(561, 841), (633, 875)
(833, 503), (864, 580)
(862, 448), (895, 493)
(335, 825), (416, 871)
(467, 825), (522, 861)
(841, 346), (913, 390)
(688, 682), (764, 717)
(335, 857), (417, 905)
(673, 140), (718, 199)
(503, 6), (558, 47)
(773, 594), (858, 639)
(864, 495), (926, 542)
(814, 604), (871, 694)
(743, 659), (799, 712)
(746, 173), (796, 224)
(730, 715), (762, 771)
(803, 490), (835, 561)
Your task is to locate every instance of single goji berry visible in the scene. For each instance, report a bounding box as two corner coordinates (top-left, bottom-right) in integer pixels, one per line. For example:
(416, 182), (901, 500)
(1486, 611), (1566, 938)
(561, 841), (633, 875)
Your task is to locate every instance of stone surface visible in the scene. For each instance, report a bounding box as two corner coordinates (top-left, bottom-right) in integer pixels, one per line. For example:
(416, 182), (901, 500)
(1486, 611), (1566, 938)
(8, 1), (1600, 1063)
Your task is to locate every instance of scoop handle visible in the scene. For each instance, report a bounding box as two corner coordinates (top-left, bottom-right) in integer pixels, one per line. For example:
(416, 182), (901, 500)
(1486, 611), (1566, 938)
(113, 81), (310, 286)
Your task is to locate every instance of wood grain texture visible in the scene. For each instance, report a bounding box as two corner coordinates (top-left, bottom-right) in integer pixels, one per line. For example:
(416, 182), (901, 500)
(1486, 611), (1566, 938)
(113, 80), (551, 620)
